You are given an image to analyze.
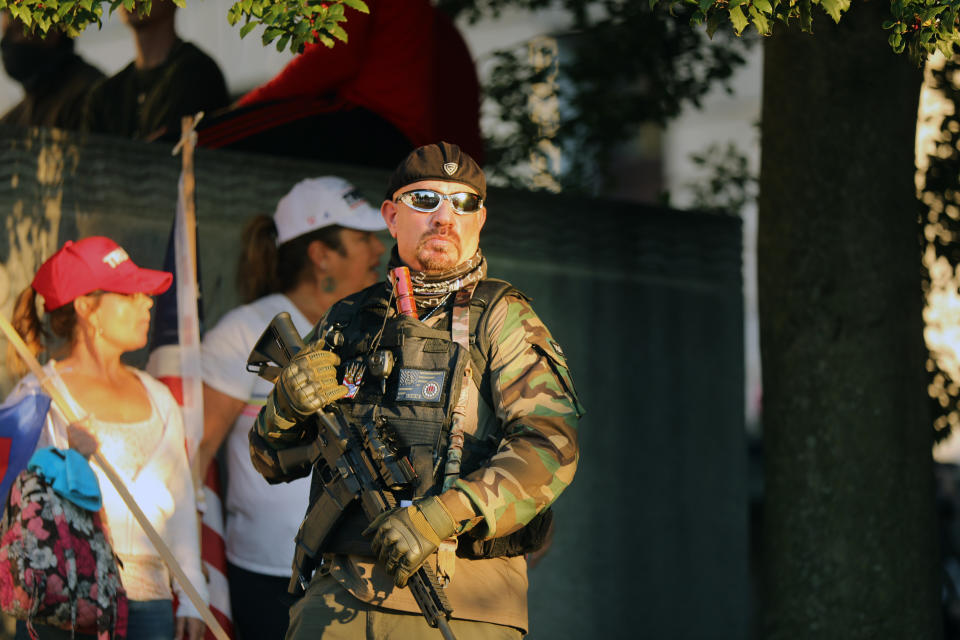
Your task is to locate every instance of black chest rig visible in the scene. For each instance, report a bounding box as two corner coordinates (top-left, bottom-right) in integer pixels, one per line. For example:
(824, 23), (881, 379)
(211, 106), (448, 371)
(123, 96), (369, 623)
(305, 278), (552, 559)
(321, 279), (513, 495)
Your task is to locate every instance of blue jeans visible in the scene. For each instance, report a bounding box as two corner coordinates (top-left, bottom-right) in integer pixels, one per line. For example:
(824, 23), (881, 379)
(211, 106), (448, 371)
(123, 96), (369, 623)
(15, 599), (175, 639)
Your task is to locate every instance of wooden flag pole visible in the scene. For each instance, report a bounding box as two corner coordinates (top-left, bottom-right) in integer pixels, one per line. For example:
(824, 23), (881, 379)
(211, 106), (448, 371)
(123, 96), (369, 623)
(176, 113), (200, 272)
(171, 112), (207, 466)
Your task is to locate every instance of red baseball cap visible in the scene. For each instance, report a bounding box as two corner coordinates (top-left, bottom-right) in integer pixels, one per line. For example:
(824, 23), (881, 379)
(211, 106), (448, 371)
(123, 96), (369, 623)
(32, 237), (173, 312)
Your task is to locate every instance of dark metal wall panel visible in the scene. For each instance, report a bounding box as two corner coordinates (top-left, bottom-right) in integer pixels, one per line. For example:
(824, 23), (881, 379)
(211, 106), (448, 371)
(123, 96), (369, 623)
(0, 126), (747, 639)
(490, 263), (746, 639)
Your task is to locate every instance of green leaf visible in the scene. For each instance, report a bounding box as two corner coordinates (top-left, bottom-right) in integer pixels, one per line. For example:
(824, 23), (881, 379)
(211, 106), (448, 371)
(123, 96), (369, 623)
(239, 20), (258, 38)
(329, 23), (347, 42)
(753, 0), (772, 14)
(727, 0), (745, 9)
(318, 32), (334, 47)
(799, 0), (812, 31)
(263, 25), (283, 42)
(729, 5), (749, 33)
(922, 5), (947, 21)
(341, 0), (368, 13)
(276, 33), (289, 51)
(938, 37), (955, 58)
(706, 8), (726, 36)
(944, 8), (959, 32)
(170, 0), (185, 8)
(57, 1), (74, 18)
(698, 0), (713, 11)
(819, 0), (850, 23)
(748, 4), (771, 33)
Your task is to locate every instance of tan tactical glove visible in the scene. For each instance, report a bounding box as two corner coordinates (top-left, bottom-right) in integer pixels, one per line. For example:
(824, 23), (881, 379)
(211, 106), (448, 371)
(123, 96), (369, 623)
(256, 340), (347, 447)
(276, 340), (346, 416)
(362, 496), (457, 588)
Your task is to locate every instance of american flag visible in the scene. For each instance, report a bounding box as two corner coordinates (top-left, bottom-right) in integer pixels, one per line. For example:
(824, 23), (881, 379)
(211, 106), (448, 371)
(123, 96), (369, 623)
(146, 166), (235, 639)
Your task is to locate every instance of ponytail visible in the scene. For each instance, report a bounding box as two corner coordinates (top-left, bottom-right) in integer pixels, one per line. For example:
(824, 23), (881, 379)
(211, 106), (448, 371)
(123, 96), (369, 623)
(7, 286), (44, 377)
(237, 215), (280, 304)
(7, 285), (79, 377)
(236, 215), (345, 304)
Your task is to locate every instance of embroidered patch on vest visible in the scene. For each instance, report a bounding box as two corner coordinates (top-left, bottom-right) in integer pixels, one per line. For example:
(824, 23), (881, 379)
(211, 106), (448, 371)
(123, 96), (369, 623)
(547, 337), (565, 359)
(397, 369), (445, 402)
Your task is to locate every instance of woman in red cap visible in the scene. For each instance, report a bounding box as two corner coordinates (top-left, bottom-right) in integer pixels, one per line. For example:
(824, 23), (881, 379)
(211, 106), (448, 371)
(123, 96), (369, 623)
(4, 237), (208, 640)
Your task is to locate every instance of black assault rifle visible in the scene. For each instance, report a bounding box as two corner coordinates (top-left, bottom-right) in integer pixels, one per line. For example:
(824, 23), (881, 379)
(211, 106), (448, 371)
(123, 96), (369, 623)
(247, 312), (457, 640)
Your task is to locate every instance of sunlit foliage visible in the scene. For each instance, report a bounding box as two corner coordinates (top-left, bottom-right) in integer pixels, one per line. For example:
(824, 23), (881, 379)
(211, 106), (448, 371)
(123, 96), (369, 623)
(6, 0), (960, 60)
(918, 54), (960, 440)
(0, 0), (368, 53)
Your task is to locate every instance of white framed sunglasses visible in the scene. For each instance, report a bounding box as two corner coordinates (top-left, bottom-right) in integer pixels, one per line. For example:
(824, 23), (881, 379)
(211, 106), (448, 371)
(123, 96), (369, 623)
(395, 189), (484, 215)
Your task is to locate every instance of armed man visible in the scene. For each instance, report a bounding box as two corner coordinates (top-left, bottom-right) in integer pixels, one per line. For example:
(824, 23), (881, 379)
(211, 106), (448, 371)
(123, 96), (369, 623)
(248, 141), (583, 639)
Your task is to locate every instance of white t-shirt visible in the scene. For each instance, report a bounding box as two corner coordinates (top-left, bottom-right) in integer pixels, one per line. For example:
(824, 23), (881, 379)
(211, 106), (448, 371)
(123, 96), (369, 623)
(201, 294), (314, 576)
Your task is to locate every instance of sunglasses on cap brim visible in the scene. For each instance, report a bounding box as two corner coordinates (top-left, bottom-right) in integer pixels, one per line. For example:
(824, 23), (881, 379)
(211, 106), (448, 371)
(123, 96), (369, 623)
(395, 189), (484, 215)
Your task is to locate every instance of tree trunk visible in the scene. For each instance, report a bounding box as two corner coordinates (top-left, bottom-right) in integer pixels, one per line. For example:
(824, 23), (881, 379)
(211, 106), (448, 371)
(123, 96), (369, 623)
(758, 3), (938, 638)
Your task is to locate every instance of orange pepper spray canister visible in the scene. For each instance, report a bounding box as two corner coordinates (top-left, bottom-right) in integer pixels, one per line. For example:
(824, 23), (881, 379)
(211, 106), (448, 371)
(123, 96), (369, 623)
(391, 266), (418, 319)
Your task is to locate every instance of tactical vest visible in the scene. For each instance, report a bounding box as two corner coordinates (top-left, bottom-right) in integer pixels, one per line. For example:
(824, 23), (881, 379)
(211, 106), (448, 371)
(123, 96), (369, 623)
(309, 278), (553, 559)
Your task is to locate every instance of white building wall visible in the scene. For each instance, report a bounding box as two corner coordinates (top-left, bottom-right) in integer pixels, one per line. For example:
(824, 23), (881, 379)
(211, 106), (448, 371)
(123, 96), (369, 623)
(662, 46), (763, 431)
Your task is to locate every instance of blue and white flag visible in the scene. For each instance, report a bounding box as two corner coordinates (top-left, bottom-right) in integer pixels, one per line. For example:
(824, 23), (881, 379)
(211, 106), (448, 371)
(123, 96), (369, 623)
(0, 393), (51, 501)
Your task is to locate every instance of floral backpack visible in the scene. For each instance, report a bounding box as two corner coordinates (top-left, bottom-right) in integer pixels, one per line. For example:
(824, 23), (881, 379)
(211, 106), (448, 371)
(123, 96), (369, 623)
(0, 461), (128, 639)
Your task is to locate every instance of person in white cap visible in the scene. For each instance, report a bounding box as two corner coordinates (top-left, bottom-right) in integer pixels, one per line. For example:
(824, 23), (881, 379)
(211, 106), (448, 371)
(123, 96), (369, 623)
(195, 176), (386, 640)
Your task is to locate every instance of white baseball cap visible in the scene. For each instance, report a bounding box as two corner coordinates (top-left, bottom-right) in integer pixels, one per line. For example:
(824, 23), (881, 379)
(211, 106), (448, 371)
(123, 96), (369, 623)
(273, 176), (386, 245)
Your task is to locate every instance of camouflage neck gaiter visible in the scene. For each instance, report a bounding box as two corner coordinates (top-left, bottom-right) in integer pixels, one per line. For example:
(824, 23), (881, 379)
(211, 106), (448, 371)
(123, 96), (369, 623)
(387, 247), (487, 309)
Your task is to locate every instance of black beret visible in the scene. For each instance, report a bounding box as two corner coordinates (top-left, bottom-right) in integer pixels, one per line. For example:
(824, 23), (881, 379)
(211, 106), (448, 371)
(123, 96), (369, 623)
(385, 141), (486, 201)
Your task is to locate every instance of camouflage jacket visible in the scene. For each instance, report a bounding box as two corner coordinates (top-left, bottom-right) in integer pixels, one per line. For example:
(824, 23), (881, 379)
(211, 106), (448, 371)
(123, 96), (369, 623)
(248, 277), (582, 627)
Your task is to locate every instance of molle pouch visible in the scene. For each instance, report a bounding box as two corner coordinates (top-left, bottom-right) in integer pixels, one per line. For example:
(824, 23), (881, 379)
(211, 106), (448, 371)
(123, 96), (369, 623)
(459, 508), (555, 559)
